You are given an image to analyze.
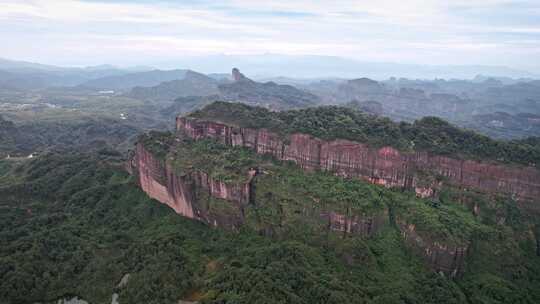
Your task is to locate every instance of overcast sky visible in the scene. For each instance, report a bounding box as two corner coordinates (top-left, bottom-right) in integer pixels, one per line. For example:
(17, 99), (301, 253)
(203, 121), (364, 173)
(1, 0), (539, 70)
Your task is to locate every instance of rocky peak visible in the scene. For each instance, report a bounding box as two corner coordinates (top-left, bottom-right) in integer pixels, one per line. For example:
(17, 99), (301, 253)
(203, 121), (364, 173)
(232, 68), (248, 82)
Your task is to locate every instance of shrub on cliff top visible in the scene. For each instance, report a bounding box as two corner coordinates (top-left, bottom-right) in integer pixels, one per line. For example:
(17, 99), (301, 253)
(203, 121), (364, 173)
(189, 101), (540, 166)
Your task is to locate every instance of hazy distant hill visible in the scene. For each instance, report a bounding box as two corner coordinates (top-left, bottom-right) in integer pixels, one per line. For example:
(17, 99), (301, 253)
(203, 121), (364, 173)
(154, 54), (538, 79)
(0, 58), (146, 89)
(127, 68), (321, 110)
(79, 69), (190, 90)
(218, 68), (321, 110)
(128, 70), (219, 101)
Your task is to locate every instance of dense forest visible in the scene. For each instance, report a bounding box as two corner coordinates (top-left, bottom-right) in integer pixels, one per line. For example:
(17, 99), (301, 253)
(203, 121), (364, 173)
(190, 102), (540, 166)
(3, 124), (538, 303)
(0, 113), (139, 158)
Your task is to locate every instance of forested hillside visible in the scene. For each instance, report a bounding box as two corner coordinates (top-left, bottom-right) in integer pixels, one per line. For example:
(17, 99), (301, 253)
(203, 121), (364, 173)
(2, 141), (539, 303)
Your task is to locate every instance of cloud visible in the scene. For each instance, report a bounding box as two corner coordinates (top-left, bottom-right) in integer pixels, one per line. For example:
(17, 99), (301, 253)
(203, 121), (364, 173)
(0, 0), (538, 69)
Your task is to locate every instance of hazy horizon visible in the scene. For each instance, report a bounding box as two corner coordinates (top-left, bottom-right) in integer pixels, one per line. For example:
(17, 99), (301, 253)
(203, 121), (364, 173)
(2, 0), (540, 72)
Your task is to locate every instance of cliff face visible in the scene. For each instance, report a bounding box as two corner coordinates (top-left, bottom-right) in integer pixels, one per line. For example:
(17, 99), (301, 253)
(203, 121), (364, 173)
(173, 116), (540, 277)
(323, 211), (388, 238)
(132, 141), (387, 236)
(134, 143), (250, 228)
(129, 116), (540, 277)
(177, 117), (540, 204)
(397, 220), (468, 276)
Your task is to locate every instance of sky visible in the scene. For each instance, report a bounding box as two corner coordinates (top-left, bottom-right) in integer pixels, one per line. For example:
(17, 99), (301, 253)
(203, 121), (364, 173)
(1, 0), (540, 70)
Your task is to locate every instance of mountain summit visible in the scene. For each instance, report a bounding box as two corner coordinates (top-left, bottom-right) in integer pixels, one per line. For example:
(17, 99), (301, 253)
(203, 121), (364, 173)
(218, 68), (321, 110)
(232, 67), (248, 82)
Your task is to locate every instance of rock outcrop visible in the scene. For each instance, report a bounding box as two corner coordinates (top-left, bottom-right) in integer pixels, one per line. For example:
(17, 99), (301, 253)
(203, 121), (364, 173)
(232, 67), (248, 82)
(132, 142), (386, 237)
(177, 117), (540, 204)
(171, 115), (540, 277)
(128, 114), (539, 277)
(133, 143), (253, 228)
(218, 68), (321, 110)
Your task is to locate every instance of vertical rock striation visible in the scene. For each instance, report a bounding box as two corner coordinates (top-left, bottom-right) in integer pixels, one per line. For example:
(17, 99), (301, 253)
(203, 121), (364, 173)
(174, 116), (540, 276)
(177, 117), (540, 204)
(134, 143), (254, 228)
(132, 142), (386, 237)
(128, 116), (540, 276)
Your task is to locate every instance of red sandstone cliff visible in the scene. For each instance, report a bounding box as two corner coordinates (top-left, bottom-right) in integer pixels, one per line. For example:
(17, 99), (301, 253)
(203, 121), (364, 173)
(130, 117), (540, 276)
(134, 143), (252, 228)
(173, 116), (540, 277)
(177, 116), (540, 205)
(131, 142), (386, 238)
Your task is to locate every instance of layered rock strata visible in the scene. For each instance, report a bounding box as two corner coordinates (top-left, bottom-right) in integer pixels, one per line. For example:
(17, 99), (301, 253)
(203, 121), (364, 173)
(177, 117), (540, 203)
(134, 143), (252, 228)
(132, 143), (383, 237)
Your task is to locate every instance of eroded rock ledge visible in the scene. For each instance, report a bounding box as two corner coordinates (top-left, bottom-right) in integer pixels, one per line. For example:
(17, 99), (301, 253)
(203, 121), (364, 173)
(177, 116), (540, 205)
(130, 142), (387, 238)
(133, 143), (253, 228)
(127, 115), (540, 277)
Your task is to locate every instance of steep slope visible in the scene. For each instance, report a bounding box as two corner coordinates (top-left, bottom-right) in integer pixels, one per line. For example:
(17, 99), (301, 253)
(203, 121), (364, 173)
(131, 131), (474, 275)
(128, 102), (540, 300)
(218, 68), (321, 110)
(128, 70), (219, 101)
(2, 103), (540, 303)
(0, 152), (493, 304)
(178, 115), (540, 204)
(187, 102), (540, 167)
(129, 122), (540, 302)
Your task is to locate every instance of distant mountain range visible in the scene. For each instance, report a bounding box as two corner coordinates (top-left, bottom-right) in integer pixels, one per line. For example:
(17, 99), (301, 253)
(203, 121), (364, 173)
(128, 70), (219, 101)
(0, 58), (152, 89)
(129, 68), (321, 110)
(1, 55), (537, 91)
(151, 54), (538, 80)
(79, 69), (190, 90)
(218, 68), (321, 110)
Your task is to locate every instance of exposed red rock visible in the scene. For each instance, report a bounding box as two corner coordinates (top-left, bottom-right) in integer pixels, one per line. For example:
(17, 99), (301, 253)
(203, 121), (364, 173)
(232, 68), (246, 82)
(134, 143), (251, 228)
(131, 142), (385, 237)
(177, 116), (540, 204)
(128, 116), (540, 276)
(173, 116), (540, 276)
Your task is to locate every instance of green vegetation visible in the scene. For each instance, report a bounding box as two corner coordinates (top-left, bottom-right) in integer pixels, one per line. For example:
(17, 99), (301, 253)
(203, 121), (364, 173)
(143, 130), (481, 246)
(0, 112), (139, 157)
(171, 137), (258, 183)
(1, 129), (540, 303)
(189, 102), (540, 166)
